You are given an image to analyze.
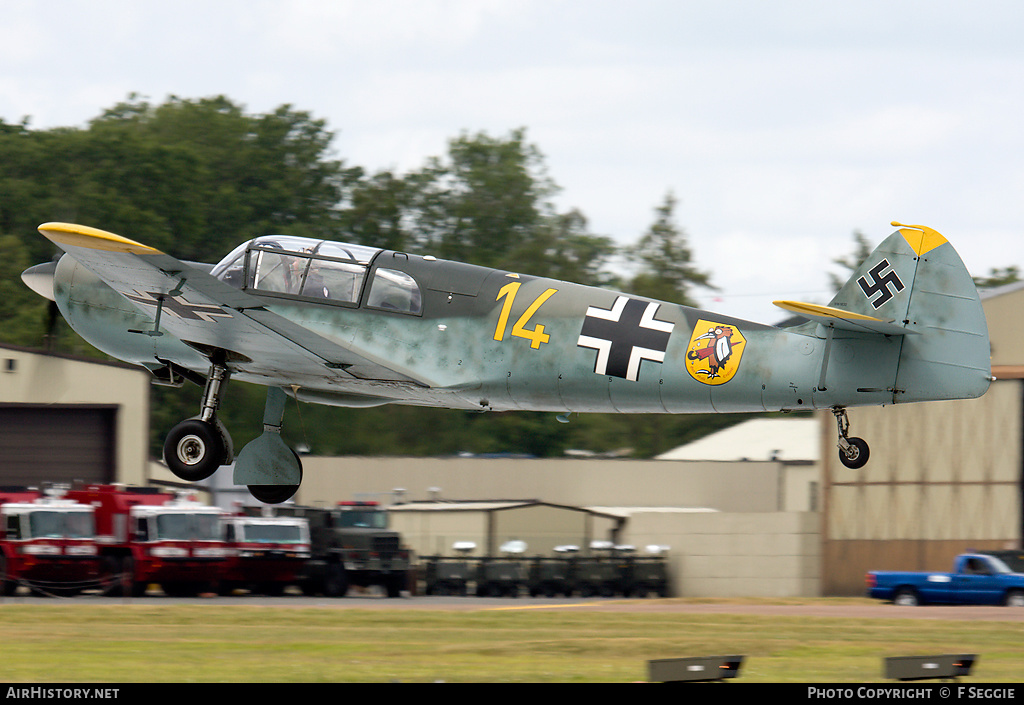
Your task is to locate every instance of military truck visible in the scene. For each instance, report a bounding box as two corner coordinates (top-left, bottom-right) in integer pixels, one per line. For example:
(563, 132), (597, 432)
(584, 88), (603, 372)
(475, 540), (528, 597)
(273, 501), (411, 598)
(618, 546), (671, 597)
(527, 545), (578, 597)
(422, 541), (476, 596)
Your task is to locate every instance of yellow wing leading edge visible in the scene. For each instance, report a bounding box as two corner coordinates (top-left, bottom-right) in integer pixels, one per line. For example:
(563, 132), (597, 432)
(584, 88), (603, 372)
(38, 222), (162, 256)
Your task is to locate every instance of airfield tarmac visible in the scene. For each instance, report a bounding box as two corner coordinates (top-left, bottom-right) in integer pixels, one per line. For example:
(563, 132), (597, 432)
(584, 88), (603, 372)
(5, 593), (1024, 621)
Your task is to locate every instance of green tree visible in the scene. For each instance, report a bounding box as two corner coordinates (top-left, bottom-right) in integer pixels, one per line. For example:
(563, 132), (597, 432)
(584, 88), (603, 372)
(339, 168), (412, 251)
(973, 265), (1020, 289)
(0, 234), (49, 347)
(626, 192), (713, 305)
(828, 230), (874, 293)
(1, 94), (349, 266)
(406, 128), (554, 268)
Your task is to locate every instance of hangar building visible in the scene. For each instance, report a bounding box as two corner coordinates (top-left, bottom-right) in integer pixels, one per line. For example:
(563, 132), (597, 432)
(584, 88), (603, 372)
(0, 343), (150, 487)
(820, 280), (1024, 594)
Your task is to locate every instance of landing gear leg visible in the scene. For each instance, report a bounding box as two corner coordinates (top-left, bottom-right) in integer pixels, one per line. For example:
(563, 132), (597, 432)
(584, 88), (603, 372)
(833, 406), (870, 469)
(163, 360), (233, 482)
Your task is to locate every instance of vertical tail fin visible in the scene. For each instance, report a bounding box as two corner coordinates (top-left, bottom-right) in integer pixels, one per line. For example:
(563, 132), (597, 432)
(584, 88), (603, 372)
(828, 222), (990, 403)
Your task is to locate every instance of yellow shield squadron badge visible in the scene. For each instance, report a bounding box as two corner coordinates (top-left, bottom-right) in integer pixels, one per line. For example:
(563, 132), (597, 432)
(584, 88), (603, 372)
(685, 320), (746, 385)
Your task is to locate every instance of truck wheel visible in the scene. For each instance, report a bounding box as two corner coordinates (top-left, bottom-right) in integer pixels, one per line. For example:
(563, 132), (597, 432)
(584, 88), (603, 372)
(385, 575), (404, 598)
(0, 556), (16, 596)
(1004, 589), (1024, 607)
(324, 564), (348, 597)
(893, 588), (920, 606)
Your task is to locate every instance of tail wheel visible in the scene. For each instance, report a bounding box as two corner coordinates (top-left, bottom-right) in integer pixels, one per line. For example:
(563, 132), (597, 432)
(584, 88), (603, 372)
(839, 437), (870, 469)
(164, 419), (226, 482)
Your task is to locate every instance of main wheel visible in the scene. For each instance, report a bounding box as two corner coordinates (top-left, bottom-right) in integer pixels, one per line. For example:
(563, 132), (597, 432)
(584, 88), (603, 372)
(1004, 589), (1024, 607)
(839, 437), (870, 469)
(164, 419), (226, 482)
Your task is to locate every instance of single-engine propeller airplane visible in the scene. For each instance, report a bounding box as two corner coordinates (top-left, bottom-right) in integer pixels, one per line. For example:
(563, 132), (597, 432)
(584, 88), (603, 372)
(21, 221), (991, 503)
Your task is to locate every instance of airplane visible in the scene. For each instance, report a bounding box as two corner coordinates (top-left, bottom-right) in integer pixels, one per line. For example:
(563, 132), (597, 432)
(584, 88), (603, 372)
(21, 221), (991, 503)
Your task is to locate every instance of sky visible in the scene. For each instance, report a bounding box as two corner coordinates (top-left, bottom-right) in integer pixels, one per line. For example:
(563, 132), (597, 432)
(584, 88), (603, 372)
(3, 0), (1024, 324)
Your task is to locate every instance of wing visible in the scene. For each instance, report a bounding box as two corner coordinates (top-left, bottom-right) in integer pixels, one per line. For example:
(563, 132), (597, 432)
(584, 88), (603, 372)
(39, 222), (428, 386)
(772, 300), (920, 336)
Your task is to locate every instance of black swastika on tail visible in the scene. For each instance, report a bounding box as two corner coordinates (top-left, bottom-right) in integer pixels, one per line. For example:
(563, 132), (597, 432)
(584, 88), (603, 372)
(857, 259), (905, 309)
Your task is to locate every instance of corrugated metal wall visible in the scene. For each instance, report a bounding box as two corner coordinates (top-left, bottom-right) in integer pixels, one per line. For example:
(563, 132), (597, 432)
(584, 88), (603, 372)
(822, 377), (1023, 594)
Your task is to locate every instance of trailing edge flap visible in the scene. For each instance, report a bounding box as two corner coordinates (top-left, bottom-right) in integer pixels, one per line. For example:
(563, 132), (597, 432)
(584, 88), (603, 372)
(772, 300), (919, 336)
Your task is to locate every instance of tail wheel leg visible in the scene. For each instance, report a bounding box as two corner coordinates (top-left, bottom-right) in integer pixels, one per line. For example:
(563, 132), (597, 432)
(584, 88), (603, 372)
(833, 406), (870, 469)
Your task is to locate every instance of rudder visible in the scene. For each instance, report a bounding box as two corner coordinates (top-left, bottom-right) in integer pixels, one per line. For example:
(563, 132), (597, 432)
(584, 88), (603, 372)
(829, 222), (990, 403)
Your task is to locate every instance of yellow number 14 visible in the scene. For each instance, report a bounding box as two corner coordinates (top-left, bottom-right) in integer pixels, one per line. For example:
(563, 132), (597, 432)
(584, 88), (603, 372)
(493, 282), (559, 349)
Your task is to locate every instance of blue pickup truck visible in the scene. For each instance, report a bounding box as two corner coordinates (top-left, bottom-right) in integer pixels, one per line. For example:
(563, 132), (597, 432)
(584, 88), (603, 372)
(866, 553), (1024, 606)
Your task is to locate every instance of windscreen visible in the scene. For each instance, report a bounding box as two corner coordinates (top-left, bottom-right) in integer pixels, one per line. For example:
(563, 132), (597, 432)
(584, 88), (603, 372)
(332, 510), (388, 529)
(240, 523), (305, 544)
(27, 510), (94, 539)
(155, 513), (222, 541)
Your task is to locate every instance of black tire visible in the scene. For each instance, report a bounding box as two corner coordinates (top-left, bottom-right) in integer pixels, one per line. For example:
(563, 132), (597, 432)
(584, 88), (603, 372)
(385, 574), (404, 598)
(323, 563), (348, 598)
(893, 588), (920, 606)
(1005, 589), (1024, 607)
(0, 555), (16, 596)
(164, 419), (226, 482)
(839, 437), (870, 469)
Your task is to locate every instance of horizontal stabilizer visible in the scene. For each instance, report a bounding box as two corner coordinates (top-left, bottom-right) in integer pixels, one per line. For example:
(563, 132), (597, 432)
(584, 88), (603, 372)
(772, 300), (918, 336)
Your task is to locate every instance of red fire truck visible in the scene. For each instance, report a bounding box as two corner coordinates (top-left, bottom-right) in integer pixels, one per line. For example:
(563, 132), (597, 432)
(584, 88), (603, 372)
(0, 487), (103, 596)
(220, 509), (311, 595)
(65, 484), (228, 597)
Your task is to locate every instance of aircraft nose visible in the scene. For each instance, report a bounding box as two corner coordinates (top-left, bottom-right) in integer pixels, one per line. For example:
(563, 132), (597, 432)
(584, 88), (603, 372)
(21, 260), (58, 301)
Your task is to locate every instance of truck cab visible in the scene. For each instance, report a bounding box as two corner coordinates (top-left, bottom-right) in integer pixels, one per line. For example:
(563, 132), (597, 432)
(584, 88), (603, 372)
(0, 488), (101, 596)
(65, 484), (228, 597)
(221, 511), (311, 595)
(270, 501), (411, 598)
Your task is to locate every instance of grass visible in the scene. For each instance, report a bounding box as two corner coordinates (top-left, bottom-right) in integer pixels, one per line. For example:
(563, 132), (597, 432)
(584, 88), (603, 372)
(0, 599), (1021, 682)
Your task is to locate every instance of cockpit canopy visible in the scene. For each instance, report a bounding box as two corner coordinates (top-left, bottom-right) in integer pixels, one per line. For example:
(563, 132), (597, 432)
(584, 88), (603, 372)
(211, 236), (422, 315)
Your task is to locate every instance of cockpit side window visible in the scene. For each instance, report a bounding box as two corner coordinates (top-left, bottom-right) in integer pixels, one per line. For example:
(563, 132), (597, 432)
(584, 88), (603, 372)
(366, 269), (422, 315)
(303, 259), (366, 303)
(251, 251), (310, 296)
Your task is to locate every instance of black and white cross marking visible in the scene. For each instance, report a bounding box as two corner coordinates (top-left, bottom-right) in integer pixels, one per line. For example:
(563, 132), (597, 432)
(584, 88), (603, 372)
(857, 259), (905, 309)
(124, 290), (233, 323)
(577, 296), (675, 381)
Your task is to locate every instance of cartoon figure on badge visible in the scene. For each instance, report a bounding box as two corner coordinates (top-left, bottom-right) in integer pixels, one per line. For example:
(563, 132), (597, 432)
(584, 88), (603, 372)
(686, 320), (746, 385)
